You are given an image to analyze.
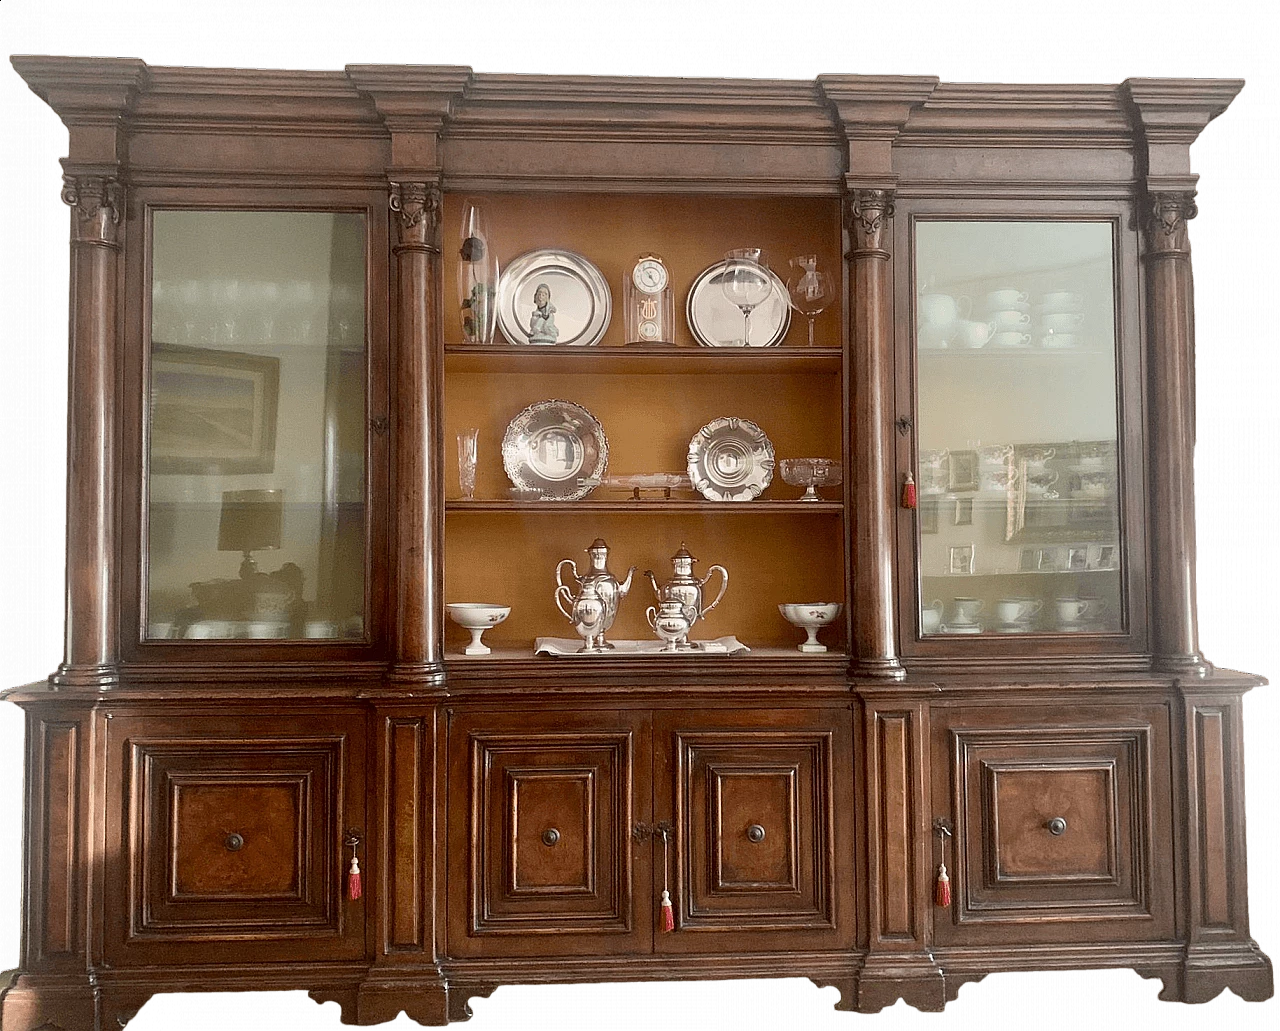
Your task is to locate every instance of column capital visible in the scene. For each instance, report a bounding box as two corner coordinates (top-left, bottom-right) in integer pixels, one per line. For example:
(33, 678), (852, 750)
(60, 173), (124, 248)
(1142, 189), (1198, 257)
(389, 181), (442, 254)
(844, 188), (896, 260)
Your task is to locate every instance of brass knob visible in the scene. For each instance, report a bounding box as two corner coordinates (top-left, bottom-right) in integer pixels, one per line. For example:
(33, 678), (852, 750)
(541, 828), (560, 847)
(224, 833), (245, 852)
(746, 824), (766, 843)
(1046, 817), (1067, 836)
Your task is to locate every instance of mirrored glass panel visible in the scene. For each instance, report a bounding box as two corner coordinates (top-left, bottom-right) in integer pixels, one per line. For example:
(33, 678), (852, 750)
(914, 220), (1122, 636)
(147, 211), (366, 640)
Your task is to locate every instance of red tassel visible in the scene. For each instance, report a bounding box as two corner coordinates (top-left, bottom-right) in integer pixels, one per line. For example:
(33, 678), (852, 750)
(347, 854), (363, 901)
(659, 889), (675, 932)
(934, 862), (951, 908)
(901, 471), (918, 510)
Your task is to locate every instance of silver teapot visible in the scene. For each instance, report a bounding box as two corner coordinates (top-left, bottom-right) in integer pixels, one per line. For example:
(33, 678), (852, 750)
(555, 578), (609, 652)
(644, 543), (728, 629)
(555, 538), (635, 649)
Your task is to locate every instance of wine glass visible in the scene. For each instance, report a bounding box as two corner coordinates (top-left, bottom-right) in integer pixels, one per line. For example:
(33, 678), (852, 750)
(719, 248), (773, 346)
(786, 255), (835, 347)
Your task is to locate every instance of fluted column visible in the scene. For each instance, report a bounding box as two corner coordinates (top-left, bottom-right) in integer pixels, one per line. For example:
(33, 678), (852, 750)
(846, 189), (903, 680)
(52, 174), (123, 689)
(389, 180), (444, 683)
(1143, 190), (1208, 674)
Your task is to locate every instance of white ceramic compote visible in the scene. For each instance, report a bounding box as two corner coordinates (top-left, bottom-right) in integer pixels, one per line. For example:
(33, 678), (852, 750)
(779, 458), (842, 501)
(446, 603), (511, 655)
(779, 602), (843, 653)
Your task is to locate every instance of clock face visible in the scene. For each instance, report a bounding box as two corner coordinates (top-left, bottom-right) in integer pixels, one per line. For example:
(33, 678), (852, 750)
(633, 257), (668, 294)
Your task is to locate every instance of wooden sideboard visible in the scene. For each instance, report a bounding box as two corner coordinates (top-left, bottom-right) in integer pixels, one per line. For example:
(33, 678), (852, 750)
(0, 57), (1271, 1029)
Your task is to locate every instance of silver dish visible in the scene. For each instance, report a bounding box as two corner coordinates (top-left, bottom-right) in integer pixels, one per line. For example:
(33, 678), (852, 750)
(685, 260), (791, 347)
(687, 417), (775, 501)
(496, 248), (612, 347)
(502, 400), (608, 501)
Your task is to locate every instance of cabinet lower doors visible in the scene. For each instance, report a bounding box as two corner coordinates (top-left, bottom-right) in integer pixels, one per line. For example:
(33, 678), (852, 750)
(931, 704), (1174, 944)
(448, 706), (852, 958)
(104, 711), (366, 965)
(447, 710), (652, 957)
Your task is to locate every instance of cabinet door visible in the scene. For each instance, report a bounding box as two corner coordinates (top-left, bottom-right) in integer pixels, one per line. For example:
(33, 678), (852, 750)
(653, 707), (853, 953)
(105, 711), (366, 964)
(447, 709), (651, 957)
(931, 703), (1173, 944)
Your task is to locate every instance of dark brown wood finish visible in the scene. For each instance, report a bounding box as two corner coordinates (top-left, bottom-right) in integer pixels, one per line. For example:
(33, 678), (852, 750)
(0, 57), (1272, 1030)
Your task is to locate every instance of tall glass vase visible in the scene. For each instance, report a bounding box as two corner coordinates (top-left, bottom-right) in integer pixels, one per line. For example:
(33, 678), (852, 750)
(457, 200), (499, 344)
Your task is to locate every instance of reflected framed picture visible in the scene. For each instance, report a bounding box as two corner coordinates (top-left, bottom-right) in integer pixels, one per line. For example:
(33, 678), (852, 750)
(1067, 546), (1089, 571)
(953, 496), (974, 525)
(919, 495), (940, 534)
(150, 343), (280, 474)
(949, 543), (975, 574)
(947, 449), (979, 492)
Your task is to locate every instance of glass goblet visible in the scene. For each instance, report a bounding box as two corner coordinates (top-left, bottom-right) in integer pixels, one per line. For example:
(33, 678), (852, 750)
(719, 248), (773, 346)
(457, 428), (479, 500)
(786, 255), (835, 347)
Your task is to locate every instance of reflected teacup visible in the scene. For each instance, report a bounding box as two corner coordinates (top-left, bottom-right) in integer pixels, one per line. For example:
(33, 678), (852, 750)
(996, 598), (1042, 624)
(990, 309), (1032, 330)
(1039, 312), (1085, 334)
(1039, 290), (1083, 311)
(991, 331), (1032, 349)
(921, 599), (944, 634)
(1039, 332), (1079, 349)
(952, 597), (984, 624)
(985, 288), (1029, 309)
(952, 319), (995, 349)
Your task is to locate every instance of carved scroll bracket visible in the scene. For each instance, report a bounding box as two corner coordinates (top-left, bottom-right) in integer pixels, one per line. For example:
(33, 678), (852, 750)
(389, 181), (442, 255)
(844, 189), (896, 262)
(61, 174), (124, 249)
(1142, 190), (1198, 258)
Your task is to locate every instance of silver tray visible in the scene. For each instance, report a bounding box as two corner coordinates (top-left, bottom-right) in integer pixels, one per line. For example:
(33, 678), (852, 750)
(497, 248), (612, 346)
(535, 636), (749, 656)
(685, 260), (791, 347)
(501, 399), (608, 501)
(687, 416), (775, 501)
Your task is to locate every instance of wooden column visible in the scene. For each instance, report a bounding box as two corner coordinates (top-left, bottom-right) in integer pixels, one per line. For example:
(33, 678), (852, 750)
(846, 189), (903, 680)
(389, 180), (445, 681)
(1142, 191), (1207, 673)
(51, 174), (123, 688)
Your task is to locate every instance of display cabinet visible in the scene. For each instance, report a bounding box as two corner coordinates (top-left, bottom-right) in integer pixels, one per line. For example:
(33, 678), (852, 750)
(0, 57), (1271, 1030)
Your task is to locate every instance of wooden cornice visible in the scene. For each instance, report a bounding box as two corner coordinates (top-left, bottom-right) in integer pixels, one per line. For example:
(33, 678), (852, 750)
(1122, 77), (1245, 193)
(10, 54), (150, 124)
(902, 83), (1134, 146)
(817, 74), (939, 187)
(345, 64), (473, 175)
(447, 74), (838, 145)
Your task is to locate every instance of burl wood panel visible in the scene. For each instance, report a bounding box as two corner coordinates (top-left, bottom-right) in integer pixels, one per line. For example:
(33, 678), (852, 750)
(34, 720), (81, 966)
(448, 709), (649, 957)
(171, 781), (302, 897)
(986, 765), (1114, 881)
(1192, 706), (1233, 930)
(387, 717), (425, 950)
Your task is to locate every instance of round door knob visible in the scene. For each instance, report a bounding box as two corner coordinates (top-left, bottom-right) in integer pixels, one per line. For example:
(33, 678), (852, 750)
(224, 833), (245, 852)
(746, 824), (766, 843)
(1046, 817), (1068, 836)
(541, 828), (560, 847)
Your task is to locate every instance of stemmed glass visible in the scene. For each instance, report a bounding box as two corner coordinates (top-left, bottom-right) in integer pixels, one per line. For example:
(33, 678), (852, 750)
(785, 255), (835, 347)
(457, 428), (479, 500)
(719, 248), (773, 346)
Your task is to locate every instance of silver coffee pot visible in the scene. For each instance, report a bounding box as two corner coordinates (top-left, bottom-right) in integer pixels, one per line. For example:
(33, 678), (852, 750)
(644, 543), (728, 628)
(555, 538), (635, 649)
(555, 578), (609, 652)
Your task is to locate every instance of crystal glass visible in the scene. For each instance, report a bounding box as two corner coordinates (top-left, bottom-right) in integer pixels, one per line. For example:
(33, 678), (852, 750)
(457, 200), (499, 344)
(785, 255), (835, 346)
(457, 428), (479, 500)
(779, 457), (842, 501)
(912, 220), (1122, 636)
(719, 248), (773, 346)
(147, 210), (367, 641)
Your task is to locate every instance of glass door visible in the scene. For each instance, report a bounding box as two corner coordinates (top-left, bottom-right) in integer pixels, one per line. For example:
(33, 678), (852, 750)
(912, 220), (1124, 638)
(145, 210), (368, 641)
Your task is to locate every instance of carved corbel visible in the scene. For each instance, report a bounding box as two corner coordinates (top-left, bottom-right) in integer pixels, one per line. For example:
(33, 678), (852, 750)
(844, 188), (895, 260)
(60, 174), (124, 248)
(1142, 190), (1198, 256)
(389, 181), (441, 254)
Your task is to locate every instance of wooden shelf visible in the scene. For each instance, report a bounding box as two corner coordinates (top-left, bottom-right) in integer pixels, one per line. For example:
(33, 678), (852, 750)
(445, 344), (842, 375)
(446, 499), (844, 514)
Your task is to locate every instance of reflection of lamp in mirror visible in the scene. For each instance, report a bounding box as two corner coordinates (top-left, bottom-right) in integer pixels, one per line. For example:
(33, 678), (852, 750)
(218, 489), (284, 578)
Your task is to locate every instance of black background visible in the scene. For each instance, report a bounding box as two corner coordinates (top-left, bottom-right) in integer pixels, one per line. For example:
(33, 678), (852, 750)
(0, 60), (1259, 1024)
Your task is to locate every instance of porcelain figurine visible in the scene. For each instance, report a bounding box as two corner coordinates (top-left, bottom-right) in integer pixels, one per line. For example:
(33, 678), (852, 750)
(528, 282), (560, 343)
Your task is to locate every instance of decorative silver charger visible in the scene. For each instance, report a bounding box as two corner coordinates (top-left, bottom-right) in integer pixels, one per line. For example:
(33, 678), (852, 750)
(685, 260), (791, 347)
(502, 399), (608, 501)
(497, 248), (612, 346)
(687, 416), (776, 501)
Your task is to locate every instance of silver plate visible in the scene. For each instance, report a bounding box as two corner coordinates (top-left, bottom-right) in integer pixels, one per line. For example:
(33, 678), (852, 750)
(502, 399), (608, 501)
(497, 249), (612, 346)
(685, 260), (791, 347)
(687, 417), (775, 501)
